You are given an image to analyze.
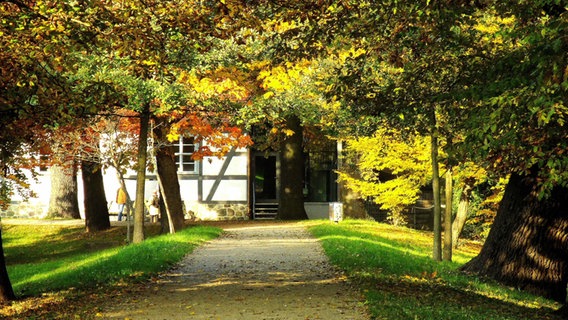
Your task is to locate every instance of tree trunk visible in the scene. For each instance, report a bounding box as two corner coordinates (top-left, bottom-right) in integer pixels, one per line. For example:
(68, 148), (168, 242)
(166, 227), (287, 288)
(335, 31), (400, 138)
(154, 125), (185, 233)
(430, 131), (442, 261)
(47, 162), (81, 219)
(461, 171), (568, 304)
(0, 225), (15, 302)
(81, 160), (110, 233)
(443, 167), (453, 261)
(133, 106), (150, 244)
(452, 185), (472, 248)
(277, 115), (308, 220)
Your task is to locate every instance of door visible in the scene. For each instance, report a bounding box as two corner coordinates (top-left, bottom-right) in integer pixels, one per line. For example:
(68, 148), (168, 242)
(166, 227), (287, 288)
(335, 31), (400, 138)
(254, 154), (278, 202)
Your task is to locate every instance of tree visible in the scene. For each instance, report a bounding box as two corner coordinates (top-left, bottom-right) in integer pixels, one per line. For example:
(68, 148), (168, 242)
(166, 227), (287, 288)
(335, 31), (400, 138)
(462, 171), (568, 303)
(152, 118), (185, 234)
(443, 167), (453, 261)
(244, 58), (324, 220)
(0, 0), (92, 300)
(152, 109), (254, 232)
(300, 1), (482, 261)
(46, 161), (80, 219)
(132, 106), (150, 243)
(337, 126), (432, 225)
(277, 115), (308, 220)
(81, 158), (111, 232)
(78, 113), (141, 240)
(455, 2), (568, 307)
(0, 225), (15, 302)
(450, 163), (490, 248)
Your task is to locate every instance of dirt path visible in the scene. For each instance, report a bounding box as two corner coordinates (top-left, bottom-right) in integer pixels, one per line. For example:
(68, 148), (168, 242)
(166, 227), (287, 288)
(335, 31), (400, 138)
(99, 223), (368, 319)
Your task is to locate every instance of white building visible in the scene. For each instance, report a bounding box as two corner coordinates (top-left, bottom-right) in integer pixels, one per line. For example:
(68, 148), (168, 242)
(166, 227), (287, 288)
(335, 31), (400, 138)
(2, 137), (340, 221)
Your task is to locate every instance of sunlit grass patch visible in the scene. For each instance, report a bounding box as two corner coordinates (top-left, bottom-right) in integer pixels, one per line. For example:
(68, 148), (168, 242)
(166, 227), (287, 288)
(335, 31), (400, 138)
(4, 224), (222, 297)
(3, 223), (162, 265)
(309, 219), (562, 320)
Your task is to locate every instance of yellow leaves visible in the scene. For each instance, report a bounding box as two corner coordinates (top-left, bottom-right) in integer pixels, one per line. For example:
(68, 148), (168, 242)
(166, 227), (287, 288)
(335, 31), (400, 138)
(474, 22), (500, 34)
(166, 131), (180, 143)
(265, 19), (298, 33)
(338, 126), (433, 216)
(141, 59), (157, 66)
(263, 91), (274, 99)
(274, 20), (297, 33)
(283, 129), (295, 136)
(337, 47), (366, 63)
(474, 14), (516, 34)
(178, 68), (249, 101)
(268, 127), (294, 136)
(257, 59), (314, 95)
(474, 14), (517, 47)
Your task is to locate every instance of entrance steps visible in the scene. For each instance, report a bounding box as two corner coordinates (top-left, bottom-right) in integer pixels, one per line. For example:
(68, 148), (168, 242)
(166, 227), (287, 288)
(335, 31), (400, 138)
(253, 202), (278, 219)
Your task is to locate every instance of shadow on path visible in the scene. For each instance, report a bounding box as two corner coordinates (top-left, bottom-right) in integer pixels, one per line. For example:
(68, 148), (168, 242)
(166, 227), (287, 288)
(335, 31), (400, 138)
(101, 223), (368, 319)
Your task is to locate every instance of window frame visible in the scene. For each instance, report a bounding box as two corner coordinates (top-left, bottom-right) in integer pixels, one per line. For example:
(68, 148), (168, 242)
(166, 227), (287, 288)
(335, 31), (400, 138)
(172, 136), (199, 174)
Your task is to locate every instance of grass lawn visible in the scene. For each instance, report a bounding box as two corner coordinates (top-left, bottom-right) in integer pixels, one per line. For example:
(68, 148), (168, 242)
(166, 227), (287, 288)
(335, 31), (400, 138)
(0, 220), (222, 319)
(0, 219), (563, 319)
(308, 219), (564, 320)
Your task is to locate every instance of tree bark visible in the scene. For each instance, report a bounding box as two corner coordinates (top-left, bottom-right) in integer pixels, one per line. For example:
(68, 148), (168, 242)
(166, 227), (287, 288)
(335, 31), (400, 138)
(443, 167), (453, 261)
(452, 185), (472, 248)
(461, 171), (568, 304)
(81, 160), (110, 233)
(0, 225), (15, 302)
(277, 115), (308, 220)
(47, 162), (80, 219)
(153, 125), (185, 233)
(133, 106), (150, 244)
(430, 131), (442, 261)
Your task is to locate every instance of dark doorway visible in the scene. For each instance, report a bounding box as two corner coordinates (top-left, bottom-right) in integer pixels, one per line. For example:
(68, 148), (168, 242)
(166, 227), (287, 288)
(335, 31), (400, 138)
(252, 154), (279, 219)
(254, 155), (277, 201)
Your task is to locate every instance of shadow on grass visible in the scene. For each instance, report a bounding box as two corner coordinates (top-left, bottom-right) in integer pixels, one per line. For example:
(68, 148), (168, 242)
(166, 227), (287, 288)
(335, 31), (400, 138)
(3, 224), (162, 265)
(310, 222), (563, 320)
(364, 276), (563, 320)
(8, 226), (222, 297)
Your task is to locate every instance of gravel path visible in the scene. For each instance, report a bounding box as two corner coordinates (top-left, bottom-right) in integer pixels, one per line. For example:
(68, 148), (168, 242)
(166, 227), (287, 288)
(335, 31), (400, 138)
(100, 223), (368, 319)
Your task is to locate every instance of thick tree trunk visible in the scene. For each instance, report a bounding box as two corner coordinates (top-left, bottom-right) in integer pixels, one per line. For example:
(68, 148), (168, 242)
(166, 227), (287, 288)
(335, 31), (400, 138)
(47, 162), (80, 219)
(154, 125), (185, 234)
(81, 160), (110, 233)
(0, 226), (15, 302)
(156, 152), (185, 233)
(277, 115), (308, 220)
(461, 171), (568, 304)
(133, 107), (150, 244)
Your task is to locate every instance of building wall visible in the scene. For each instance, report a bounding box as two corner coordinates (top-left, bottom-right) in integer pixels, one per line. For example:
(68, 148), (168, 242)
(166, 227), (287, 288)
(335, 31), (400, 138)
(2, 143), (344, 222)
(181, 148), (250, 220)
(1, 147), (250, 221)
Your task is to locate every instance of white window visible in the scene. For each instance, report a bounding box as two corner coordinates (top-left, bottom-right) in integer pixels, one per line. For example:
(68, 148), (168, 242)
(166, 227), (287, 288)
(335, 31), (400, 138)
(172, 136), (199, 173)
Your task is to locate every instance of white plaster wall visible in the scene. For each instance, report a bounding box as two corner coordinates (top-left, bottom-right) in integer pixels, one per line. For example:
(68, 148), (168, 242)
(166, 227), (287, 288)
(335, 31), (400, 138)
(202, 153), (248, 176)
(202, 180), (248, 201)
(178, 180), (199, 201)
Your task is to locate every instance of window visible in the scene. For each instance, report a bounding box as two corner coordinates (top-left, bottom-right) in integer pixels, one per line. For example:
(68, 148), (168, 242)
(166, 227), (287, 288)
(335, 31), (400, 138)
(173, 136), (198, 173)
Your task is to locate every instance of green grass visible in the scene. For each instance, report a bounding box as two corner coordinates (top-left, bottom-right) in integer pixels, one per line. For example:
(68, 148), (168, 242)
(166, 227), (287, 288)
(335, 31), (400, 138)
(3, 222), (222, 297)
(308, 219), (563, 320)
(2, 224), (154, 266)
(2, 219), (563, 319)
